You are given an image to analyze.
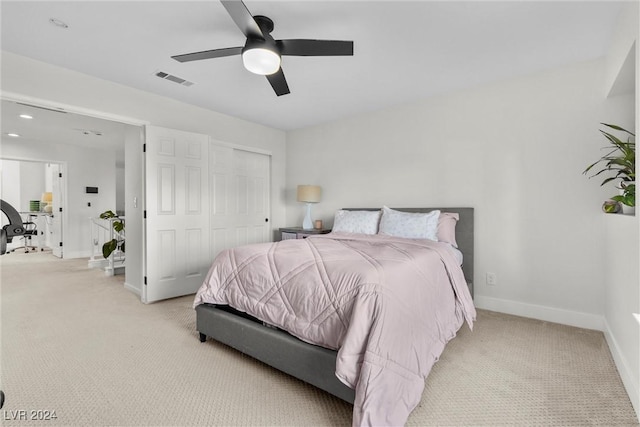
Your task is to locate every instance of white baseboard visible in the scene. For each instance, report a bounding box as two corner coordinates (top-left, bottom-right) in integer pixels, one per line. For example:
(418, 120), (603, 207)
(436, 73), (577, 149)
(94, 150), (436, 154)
(603, 318), (640, 420)
(474, 295), (604, 331)
(87, 258), (109, 268)
(62, 250), (92, 259)
(124, 282), (141, 296)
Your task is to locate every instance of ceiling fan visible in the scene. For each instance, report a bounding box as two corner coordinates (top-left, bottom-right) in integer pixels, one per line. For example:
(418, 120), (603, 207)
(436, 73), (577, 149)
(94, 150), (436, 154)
(171, 0), (354, 96)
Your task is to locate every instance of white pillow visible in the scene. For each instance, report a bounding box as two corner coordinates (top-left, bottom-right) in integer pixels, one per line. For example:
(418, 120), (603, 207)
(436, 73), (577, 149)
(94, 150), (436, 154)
(332, 210), (381, 235)
(378, 206), (440, 241)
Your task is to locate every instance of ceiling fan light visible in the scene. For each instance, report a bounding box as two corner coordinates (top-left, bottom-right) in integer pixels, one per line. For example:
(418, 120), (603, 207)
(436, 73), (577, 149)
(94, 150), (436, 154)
(242, 48), (281, 75)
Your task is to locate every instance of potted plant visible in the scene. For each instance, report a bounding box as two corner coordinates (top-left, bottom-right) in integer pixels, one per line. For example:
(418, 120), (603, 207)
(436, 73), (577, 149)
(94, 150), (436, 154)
(99, 210), (125, 258)
(583, 123), (635, 214)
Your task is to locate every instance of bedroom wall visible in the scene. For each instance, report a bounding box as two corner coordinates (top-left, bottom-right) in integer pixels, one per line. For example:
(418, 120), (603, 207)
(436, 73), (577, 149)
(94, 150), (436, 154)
(602, 1), (639, 417)
(0, 138), (116, 258)
(287, 58), (613, 329)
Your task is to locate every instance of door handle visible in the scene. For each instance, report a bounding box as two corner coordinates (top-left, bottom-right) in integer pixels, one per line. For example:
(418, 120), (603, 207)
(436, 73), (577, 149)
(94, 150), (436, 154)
(265, 218), (269, 222)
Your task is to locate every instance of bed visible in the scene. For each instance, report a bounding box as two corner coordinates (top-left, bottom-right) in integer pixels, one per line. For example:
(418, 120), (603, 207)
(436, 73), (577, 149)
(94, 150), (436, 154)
(194, 207), (475, 426)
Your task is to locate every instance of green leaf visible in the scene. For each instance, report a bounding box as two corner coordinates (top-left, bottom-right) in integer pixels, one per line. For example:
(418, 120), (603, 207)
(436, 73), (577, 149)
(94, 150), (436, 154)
(100, 210), (117, 220)
(113, 221), (124, 233)
(585, 124), (635, 188)
(601, 123), (636, 136)
(102, 239), (118, 258)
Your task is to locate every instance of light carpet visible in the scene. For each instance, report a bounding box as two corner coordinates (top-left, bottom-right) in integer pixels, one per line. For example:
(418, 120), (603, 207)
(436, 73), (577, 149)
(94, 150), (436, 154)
(0, 252), (637, 426)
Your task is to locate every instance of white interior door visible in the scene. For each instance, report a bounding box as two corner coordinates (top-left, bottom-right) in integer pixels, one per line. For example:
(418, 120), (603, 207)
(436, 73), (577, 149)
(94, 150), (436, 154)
(233, 149), (270, 246)
(209, 144), (234, 259)
(50, 164), (63, 258)
(210, 144), (270, 260)
(144, 126), (209, 303)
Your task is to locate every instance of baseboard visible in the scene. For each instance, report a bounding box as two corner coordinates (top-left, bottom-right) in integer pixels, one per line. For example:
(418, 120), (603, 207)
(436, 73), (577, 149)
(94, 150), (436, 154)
(87, 258), (109, 268)
(474, 295), (604, 331)
(603, 318), (640, 421)
(62, 250), (92, 259)
(124, 282), (140, 296)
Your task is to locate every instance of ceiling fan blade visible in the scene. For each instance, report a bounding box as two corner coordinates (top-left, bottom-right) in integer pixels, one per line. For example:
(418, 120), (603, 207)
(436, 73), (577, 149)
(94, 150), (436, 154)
(220, 0), (264, 40)
(172, 47), (242, 63)
(278, 39), (354, 56)
(266, 68), (290, 96)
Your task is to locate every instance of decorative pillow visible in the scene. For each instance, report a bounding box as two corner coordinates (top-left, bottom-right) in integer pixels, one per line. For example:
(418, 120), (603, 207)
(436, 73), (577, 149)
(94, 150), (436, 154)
(332, 210), (381, 235)
(438, 212), (459, 248)
(378, 206), (440, 241)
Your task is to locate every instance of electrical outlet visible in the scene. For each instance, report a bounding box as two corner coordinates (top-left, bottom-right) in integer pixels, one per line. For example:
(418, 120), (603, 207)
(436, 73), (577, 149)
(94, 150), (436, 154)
(486, 272), (497, 286)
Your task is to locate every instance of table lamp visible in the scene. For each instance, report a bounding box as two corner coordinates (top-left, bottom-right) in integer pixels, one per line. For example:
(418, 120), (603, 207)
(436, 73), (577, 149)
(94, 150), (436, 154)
(297, 185), (321, 230)
(41, 192), (53, 213)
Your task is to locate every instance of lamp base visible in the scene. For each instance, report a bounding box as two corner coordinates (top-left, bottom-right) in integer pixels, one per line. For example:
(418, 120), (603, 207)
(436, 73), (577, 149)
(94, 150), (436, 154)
(302, 203), (313, 230)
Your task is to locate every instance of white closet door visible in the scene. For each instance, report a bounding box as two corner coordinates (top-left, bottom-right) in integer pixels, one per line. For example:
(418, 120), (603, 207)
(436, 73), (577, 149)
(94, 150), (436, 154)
(233, 149), (270, 246)
(144, 126), (209, 303)
(210, 144), (270, 260)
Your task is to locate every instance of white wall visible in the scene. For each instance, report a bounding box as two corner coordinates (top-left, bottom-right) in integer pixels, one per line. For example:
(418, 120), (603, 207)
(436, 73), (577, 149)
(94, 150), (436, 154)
(19, 161), (46, 211)
(287, 58), (611, 328)
(0, 159), (23, 251)
(0, 159), (21, 212)
(602, 1), (639, 417)
(1, 138), (116, 258)
(124, 126), (144, 295)
(604, 214), (639, 416)
(115, 165), (125, 215)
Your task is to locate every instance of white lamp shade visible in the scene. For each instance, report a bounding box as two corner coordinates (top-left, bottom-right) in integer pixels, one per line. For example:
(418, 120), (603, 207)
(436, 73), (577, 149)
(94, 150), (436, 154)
(297, 185), (321, 203)
(242, 48), (281, 75)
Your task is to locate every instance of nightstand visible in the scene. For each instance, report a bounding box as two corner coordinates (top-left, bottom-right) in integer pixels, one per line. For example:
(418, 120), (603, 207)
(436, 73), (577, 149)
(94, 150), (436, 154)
(278, 227), (332, 241)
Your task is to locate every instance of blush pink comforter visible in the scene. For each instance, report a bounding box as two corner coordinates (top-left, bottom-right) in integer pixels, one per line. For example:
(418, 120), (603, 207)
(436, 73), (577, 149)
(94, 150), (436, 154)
(194, 232), (476, 426)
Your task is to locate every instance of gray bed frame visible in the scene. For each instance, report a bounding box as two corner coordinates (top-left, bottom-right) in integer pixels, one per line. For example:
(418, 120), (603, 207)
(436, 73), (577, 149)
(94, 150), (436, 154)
(196, 207), (474, 404)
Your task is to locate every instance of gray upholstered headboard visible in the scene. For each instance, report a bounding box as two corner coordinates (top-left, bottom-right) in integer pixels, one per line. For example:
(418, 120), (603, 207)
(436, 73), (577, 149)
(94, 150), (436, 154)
(344, 208), (474, 295)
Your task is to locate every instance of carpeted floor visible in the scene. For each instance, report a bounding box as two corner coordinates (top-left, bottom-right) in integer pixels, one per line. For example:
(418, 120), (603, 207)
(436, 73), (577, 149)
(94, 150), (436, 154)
(0, 252), (638, 426)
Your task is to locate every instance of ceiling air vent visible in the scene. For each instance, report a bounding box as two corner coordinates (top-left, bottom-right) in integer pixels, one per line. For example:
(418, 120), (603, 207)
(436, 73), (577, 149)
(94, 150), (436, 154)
(154, 71), (194, 87)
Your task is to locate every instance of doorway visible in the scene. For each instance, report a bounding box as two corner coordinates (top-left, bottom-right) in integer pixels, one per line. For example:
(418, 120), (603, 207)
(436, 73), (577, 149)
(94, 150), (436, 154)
(1, 98), (139, 260)
(0, 159), (64, 256)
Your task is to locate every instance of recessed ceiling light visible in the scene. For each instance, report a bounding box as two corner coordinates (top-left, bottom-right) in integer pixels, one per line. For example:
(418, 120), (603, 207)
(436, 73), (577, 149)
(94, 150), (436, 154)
(49, 18), (69, 29)
(7, 133), (20, 137)
(19, 114), (33, 119)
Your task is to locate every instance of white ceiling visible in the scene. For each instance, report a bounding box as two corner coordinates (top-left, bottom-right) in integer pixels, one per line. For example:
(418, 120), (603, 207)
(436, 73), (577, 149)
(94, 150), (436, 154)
(1, 99), (130, 164)
(0, 1), (624, 134)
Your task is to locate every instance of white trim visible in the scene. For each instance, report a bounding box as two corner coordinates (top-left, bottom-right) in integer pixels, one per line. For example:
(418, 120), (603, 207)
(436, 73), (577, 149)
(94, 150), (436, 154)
(124, 282), (141, 296)
(603, 317), (640, 420)
(474, 295), (604, 331)
(62, 250), (93, 259)
(1, 91), (150, 127)
(210, 138), (272, 157)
